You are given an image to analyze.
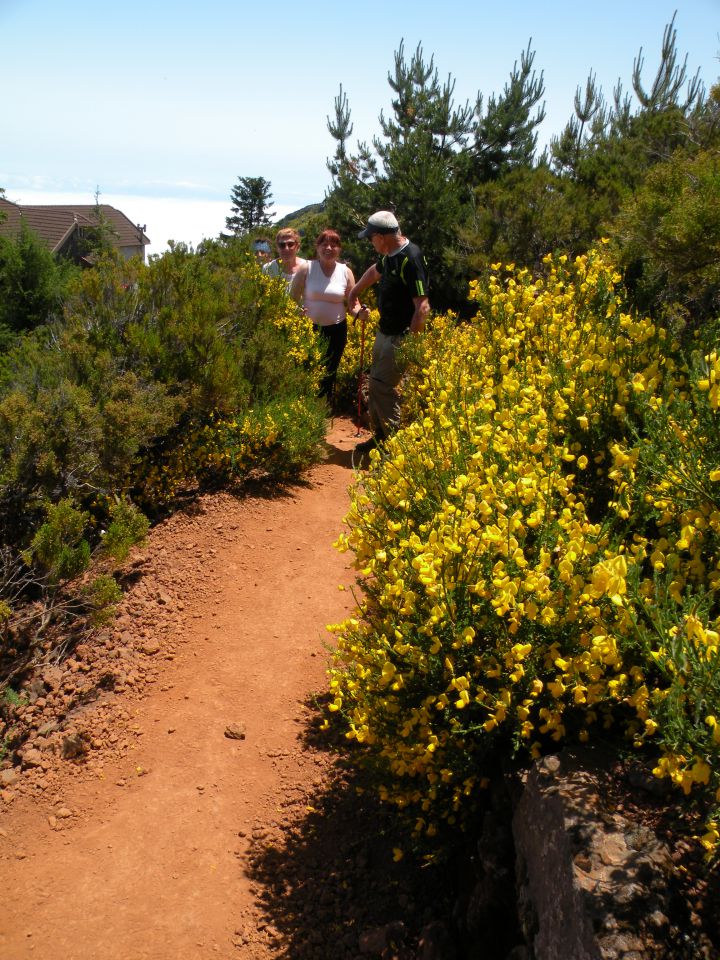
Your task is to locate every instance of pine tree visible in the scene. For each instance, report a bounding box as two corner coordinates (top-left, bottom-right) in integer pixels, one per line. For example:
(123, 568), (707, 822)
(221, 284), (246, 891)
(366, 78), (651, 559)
(325, 85), (377, 233)
(226, 177), (274, 236)
(0, 222), (75, 337)
(550, 72), (606, 179)
(325, 42), (475, 309)
(73, 188), (119, 260)
(472, 41), (546, 181)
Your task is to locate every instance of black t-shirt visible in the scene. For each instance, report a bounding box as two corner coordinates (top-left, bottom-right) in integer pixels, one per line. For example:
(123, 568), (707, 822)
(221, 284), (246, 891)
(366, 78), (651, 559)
(375, 241), (429, 335)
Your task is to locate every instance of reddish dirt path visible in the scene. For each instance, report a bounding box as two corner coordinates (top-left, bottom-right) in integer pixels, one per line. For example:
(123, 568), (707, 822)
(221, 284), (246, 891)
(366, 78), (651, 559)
(0, 417), (391, 960)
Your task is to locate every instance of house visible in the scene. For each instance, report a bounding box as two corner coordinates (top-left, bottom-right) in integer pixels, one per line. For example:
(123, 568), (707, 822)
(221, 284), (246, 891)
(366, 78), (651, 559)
(0, 197), (150, 263)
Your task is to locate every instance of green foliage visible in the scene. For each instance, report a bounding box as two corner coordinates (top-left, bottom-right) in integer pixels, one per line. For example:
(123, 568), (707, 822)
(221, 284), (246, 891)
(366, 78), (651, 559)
(323, 20), (712, 309)
(25, 499), (91, 583)
(99, 497), (150, 563)
(472, 41), (546, 181)
(542, 14), (708, 263)
(19, 495), (147, 610)
(462, 165), (594, 271)
(226, 176), (274, 235)
(611, 147), (720, 332)
(82, 574), (123, 626)
(0, 324), (175, 539)
(2, 687), (24, 707)
(0, 222), (76, 335)
(0, 238), (325, 560)
(135, 393), (326, 508)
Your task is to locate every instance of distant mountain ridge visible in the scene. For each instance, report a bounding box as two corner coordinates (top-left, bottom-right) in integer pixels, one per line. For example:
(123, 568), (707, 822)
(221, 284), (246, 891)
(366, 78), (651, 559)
(274, 200), (325, 229)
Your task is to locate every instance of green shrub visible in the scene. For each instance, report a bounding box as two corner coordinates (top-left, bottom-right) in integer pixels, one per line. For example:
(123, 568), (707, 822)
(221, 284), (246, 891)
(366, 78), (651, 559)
(24, 499), (91, 584)
(0, 223), (76, 335)
(0, 242), (326, 545)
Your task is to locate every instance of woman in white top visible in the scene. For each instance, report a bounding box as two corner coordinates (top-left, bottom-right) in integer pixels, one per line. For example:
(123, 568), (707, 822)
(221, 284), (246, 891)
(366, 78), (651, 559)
(290, 229), (361, 401)
(262, 228), (307, 288)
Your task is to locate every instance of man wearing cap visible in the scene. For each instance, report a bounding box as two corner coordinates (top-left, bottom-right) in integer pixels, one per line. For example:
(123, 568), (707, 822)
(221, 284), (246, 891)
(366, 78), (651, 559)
(348, 211), (430, 456)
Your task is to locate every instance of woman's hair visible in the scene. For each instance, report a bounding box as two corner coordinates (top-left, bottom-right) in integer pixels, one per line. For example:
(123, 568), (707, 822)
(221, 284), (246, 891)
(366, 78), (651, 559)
(275, 227), (300, 246)
(315, 229), (342, 248)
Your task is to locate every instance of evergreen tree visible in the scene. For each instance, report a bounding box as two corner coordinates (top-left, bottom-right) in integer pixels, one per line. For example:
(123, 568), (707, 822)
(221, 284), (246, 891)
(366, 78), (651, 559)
(612, 143), (720, 332)
(226, 177), (274, 236)
(325, 42), (475, 309)
(320, 22), (712, 306)
(472, 41), (546, 181)
(71, 188), (120, 261)
(551, 14), (705, 185)
(0, 222), (75, 338)
(550, 72), (607, 179)
(464, 164), (593, 273)
(326, 85), (377, 231)
(631, 13), (704, 113)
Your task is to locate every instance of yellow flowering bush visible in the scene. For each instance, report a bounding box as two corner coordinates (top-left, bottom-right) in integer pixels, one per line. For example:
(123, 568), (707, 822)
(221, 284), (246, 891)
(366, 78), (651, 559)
(260, 275), (326, 379)
(328, 248), (720, 852)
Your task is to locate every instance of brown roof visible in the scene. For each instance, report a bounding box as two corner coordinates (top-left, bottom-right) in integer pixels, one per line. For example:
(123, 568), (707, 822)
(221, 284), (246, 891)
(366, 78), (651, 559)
(0, 197), (149, 251)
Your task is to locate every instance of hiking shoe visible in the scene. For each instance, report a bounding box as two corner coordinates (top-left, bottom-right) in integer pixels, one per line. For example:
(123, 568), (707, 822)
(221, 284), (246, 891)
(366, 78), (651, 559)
(351, 436), (382, 470)
(354, 437), (379, 455)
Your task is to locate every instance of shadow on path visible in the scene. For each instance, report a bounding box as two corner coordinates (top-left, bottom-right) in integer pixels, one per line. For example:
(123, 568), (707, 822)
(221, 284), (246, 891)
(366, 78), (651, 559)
(322, 439), (355, 471)
(239, 702), (458, 959)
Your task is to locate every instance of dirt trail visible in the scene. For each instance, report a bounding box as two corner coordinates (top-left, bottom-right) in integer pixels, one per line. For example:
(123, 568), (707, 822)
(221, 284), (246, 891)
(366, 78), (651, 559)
(0, 417), (403, 960)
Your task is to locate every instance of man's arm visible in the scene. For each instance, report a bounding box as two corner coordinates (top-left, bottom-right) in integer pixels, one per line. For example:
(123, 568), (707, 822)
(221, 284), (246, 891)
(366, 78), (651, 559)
(347, 264), (381, 313)
(410, 295), (430, 334)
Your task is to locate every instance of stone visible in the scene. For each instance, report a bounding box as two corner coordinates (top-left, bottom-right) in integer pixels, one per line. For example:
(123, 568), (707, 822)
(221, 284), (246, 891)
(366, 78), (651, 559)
(20, 748), (44, 770)
(61, 733), (88, 759)
(37, 720), (60, 737)
(41, 664), (62, 690)
(511, 749), (673, 960)
(358, 922), (406, 955)
(224, 723), (246, 741)
(417, 921), (457, 960)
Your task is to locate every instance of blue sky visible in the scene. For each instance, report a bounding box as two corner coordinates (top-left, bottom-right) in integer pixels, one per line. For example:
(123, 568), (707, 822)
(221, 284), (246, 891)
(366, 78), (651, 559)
(2, 0), (718, 255)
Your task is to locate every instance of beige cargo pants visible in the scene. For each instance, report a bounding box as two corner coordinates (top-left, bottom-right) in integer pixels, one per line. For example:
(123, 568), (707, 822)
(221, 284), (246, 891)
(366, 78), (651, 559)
(367, 330), (408, 441)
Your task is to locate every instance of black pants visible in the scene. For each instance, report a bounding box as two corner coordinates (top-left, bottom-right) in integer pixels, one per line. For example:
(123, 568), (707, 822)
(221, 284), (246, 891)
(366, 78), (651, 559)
(314, 320), (348, 400)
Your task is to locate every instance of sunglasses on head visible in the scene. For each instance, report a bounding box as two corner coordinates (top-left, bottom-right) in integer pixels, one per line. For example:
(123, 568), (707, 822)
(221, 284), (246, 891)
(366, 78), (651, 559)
(277, 240), (296, 249)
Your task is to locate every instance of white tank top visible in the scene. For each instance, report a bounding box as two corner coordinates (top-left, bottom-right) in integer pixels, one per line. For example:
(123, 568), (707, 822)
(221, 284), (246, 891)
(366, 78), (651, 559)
(304, 260), (349, 326)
